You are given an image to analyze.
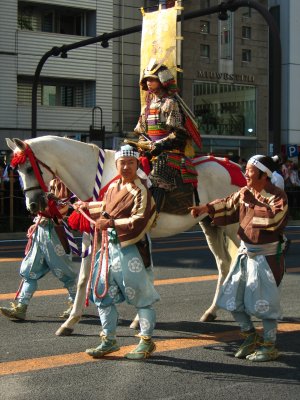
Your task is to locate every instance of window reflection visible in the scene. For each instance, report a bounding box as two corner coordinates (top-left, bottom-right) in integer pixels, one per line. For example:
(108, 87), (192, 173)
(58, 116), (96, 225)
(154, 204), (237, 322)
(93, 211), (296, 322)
(193, 81), (256, 137)
(220, 13), (232, 60)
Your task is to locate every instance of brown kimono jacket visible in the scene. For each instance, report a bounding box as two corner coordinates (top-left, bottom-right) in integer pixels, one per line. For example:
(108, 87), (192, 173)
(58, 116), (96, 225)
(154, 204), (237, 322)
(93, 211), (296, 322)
(102, 178), (157, 248)
(206, 181), (289, 285)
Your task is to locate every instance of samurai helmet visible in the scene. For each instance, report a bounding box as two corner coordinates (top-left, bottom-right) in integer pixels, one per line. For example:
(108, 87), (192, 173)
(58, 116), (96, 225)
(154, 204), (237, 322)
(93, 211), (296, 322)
(140, 59), (178, 94)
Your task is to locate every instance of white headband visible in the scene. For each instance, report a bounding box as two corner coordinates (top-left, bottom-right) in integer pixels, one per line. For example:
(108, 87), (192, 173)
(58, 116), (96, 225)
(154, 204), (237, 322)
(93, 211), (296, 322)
(115, 145), (139, 161)
(248, 155), (273, 177)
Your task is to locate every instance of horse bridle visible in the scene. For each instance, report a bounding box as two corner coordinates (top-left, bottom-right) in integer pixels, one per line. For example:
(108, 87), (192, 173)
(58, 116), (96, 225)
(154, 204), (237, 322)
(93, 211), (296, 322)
(23, 185), (43, 194)
(15, 144), (56, 194)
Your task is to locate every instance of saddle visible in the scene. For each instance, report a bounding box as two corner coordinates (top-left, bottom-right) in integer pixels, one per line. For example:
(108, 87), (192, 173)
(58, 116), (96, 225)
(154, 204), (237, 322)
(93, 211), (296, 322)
(160, 182), (194, 215)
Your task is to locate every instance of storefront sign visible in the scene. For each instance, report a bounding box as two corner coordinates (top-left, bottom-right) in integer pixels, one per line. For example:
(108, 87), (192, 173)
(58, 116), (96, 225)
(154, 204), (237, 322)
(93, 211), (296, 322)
(197, 70), (255, 83)
(287, 144), (299, 158)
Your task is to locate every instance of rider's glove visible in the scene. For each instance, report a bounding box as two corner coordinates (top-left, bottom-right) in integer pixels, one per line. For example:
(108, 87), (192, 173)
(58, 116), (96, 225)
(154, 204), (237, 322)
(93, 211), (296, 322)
(150, 142), (164, 157)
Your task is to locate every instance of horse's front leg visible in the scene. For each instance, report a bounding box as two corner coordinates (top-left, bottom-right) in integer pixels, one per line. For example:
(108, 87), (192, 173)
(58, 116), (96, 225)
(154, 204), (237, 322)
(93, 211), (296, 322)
(55, 255), (91, 335)
(56, 233), (93, 336)
(199, 218), (238, 322)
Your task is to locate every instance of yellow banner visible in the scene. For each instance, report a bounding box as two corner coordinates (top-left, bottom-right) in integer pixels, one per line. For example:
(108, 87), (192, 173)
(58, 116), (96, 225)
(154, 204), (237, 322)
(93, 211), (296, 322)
(140, 6), (178, 105)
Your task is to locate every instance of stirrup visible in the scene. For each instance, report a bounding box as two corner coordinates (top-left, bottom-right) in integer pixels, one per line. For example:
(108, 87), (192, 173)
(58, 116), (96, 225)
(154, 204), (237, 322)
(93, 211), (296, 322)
(246, 343), (279, 362)
(124, 337), (156, 360)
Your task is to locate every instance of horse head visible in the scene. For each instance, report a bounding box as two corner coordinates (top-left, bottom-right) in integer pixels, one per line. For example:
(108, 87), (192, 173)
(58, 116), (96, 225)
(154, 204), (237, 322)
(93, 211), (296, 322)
(6, 138), (54, 214)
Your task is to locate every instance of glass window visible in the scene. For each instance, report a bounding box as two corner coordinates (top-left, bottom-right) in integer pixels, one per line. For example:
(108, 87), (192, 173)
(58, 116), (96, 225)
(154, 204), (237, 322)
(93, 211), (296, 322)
(220, 13), (232, 60)
(242, 7), (252, 18)
(17, 80), (42, 105)
(242, 26), (251, 39)
(18, 14), (33, 30)
(58, 14), (79, 35)
(202, 137), (257, 159)
(18, 78), (94, 108)
(242, 49), (251, 62)
(200, 0), (210, 8)
(193, 81), (256, 137)
(200, 44), (210, 58)
(61, 85), (83, 107)
(17, 81), (32, 104)
(43, 85), (56, 106)
(158, 0), (176, 8)
(18, 3), (95, 36)
(200, 20), (210, 34)
(42, 13), (53, 32)
(61, 86), (74, 106)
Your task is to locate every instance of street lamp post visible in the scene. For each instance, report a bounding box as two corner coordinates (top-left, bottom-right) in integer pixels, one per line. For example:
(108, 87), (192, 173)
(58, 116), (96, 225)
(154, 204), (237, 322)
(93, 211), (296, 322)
(31, 0), (281, 154)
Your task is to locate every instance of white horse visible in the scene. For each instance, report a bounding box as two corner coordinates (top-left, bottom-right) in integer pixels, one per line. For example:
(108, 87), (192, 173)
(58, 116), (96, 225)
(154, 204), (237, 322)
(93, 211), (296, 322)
(6, 136), (241, 335)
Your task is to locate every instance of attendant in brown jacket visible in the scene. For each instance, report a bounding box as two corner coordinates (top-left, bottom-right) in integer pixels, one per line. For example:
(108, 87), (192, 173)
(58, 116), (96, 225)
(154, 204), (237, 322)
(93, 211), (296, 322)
(190, 155), (288, 362)
(0, 178), (77, 321)
(76, 145), (160, 360)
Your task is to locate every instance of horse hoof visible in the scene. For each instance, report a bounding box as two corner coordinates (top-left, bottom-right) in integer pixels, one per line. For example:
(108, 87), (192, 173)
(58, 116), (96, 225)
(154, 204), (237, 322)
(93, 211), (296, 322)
(55, 326), (74, 336)
(200, 313), (217, 322)
(129, 320), (139, 330)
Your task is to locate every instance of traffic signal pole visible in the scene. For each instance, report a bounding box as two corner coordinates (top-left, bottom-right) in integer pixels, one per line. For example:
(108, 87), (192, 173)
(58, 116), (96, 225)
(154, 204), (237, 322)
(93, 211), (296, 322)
(31, 1), (281, 154)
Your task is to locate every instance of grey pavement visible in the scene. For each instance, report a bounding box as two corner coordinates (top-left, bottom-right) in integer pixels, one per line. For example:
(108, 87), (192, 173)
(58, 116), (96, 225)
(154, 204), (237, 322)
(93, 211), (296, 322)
(0, 219), (299, 240)
(0, 230), (300, 400)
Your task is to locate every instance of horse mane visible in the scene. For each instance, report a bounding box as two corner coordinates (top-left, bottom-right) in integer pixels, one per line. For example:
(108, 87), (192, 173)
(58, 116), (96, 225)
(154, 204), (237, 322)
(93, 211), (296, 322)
(60, 136), (101, 152)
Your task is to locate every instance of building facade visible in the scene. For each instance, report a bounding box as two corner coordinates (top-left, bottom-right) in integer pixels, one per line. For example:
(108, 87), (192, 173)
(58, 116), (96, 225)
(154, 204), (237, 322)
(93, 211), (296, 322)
(269, 0), (300, 160)
(0, 0), (113, 150)
(0, 0), (269, 161)
(182, 0), (269, 159)
(113, 0), (269, 159)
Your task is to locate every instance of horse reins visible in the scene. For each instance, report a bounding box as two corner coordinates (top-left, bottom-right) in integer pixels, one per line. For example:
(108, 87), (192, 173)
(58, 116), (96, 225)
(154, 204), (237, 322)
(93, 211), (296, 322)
(85, 226), (109, 306)
(22, 159), (56, 194)
(12, 143), (110, 304)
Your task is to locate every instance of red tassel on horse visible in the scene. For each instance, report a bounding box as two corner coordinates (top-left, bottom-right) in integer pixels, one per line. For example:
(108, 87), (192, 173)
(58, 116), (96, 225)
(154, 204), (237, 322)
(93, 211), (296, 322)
(139, 156), (151, 175)
(68, 211), (91, 233)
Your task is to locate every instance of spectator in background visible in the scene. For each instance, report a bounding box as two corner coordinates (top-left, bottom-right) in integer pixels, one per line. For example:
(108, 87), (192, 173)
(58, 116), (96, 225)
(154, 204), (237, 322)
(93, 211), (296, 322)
(281, 156), (289, 180)
(238, 158), (247, 173)
(281, 157), (293, 189)
(2, 161), (11, 183)
(2, 155), (26, 216)
(288, 163), (300, 213)
(289, 163), (300, 187)
(271, 156), (290, 253)
(2, 158), (12, 215)
(0, 161), (5, 184)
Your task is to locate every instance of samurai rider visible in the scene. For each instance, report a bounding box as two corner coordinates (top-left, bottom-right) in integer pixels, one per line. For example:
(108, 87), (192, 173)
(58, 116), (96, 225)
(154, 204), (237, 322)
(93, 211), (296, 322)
(134, 62), (201, 212)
